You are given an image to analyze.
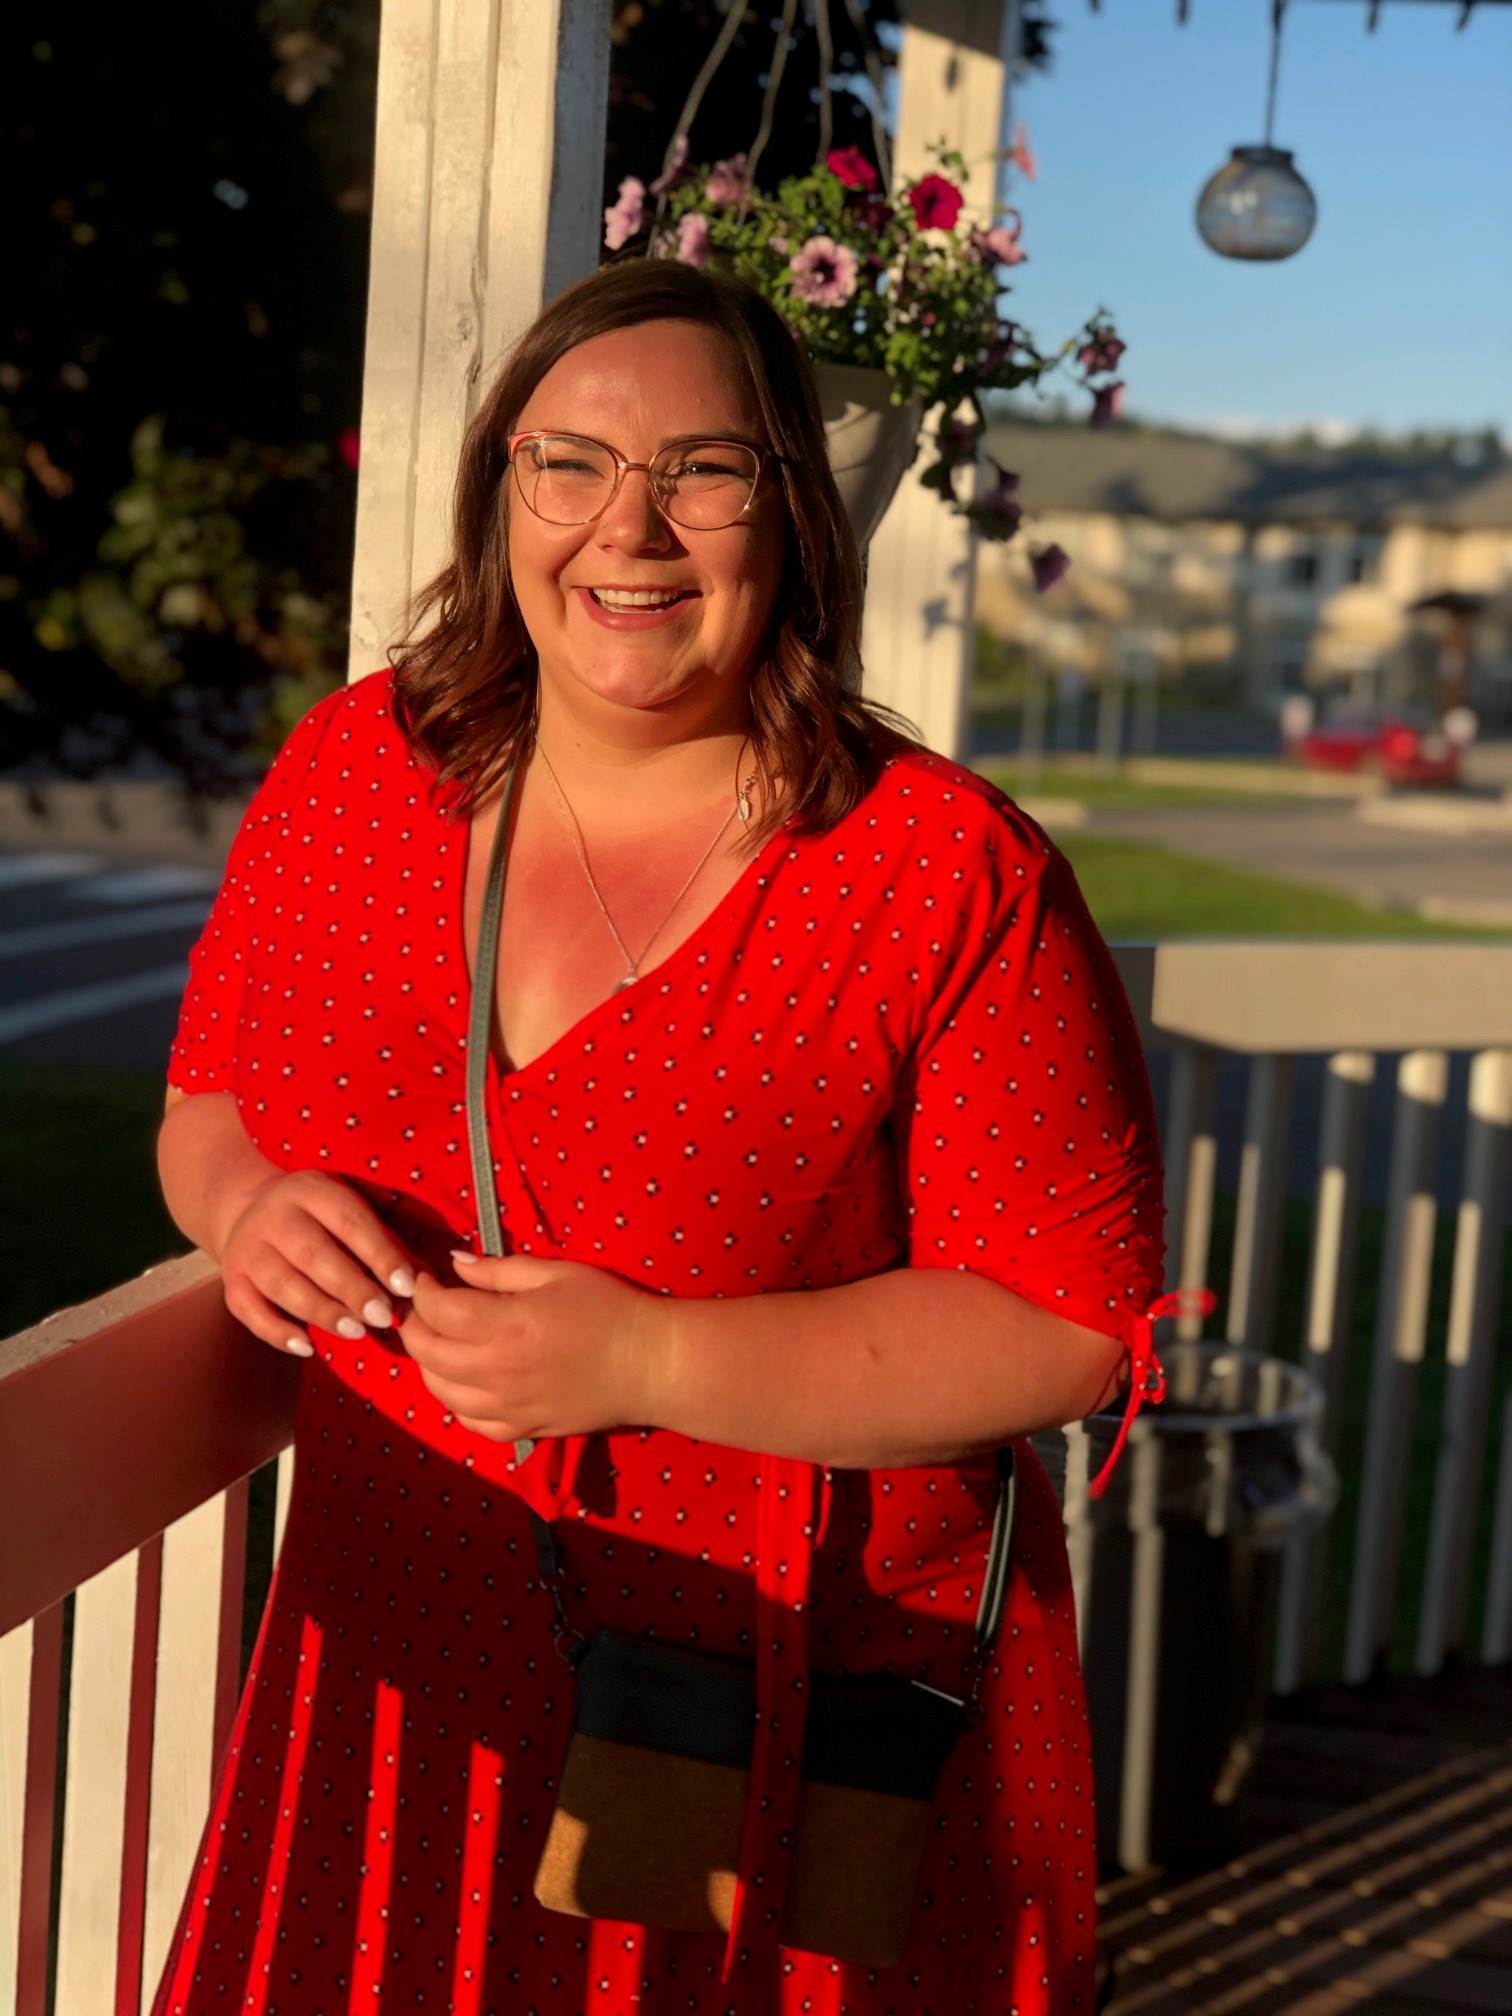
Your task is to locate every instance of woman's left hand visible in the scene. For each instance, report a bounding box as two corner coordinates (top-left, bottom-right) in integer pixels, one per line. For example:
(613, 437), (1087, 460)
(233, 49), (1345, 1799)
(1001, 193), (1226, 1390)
(399, 1252), (670, 1443)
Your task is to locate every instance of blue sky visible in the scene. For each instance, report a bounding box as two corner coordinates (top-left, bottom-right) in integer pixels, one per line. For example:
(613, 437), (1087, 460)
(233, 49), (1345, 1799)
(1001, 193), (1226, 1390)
(985, 0), (1512, 438)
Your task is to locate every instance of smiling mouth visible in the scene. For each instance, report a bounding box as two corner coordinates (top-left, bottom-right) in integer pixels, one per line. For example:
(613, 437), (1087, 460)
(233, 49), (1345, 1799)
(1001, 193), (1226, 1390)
(585, 587), (695, 610)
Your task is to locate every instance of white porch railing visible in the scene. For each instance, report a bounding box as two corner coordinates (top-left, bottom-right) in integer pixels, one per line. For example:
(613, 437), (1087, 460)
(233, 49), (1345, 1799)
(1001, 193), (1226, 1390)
(3, 939), (1511, 2016)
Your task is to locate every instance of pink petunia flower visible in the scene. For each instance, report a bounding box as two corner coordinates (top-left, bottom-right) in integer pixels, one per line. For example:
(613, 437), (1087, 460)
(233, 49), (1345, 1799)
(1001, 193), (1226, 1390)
(1078, 330), (1127, 377)
(1090, 381), (1125, 430)
(827, 146), (879, 192)
(1031, 543), (1072, 592)
(788, 235), (859, 307)
(675, 213), (712, 268)
(650, 135), (692, 197)
(1004, 124), (1037, 181)
(908, 173), (964, 232)
(603, 176), (647, 251)
(970, 214), (1027, 268)
(705, 153), (751, 206)
(769, 233), (789, 255)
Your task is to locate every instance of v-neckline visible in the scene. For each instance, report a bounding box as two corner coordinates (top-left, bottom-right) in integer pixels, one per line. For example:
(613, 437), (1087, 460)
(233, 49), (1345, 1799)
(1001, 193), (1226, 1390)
(449, 778), (791, 1089)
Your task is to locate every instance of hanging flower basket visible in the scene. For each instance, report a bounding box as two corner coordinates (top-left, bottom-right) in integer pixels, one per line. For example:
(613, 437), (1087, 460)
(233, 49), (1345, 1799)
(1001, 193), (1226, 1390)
(810, 362), (924, 551)
(604, 134), (1126, 584)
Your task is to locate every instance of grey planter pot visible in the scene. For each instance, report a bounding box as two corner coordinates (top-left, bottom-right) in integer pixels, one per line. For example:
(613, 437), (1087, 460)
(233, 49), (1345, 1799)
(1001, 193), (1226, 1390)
(811, 362), (925, 551)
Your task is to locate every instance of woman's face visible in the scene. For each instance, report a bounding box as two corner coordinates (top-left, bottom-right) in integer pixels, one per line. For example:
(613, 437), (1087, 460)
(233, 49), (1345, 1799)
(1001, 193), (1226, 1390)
(507, 320), (787, 729)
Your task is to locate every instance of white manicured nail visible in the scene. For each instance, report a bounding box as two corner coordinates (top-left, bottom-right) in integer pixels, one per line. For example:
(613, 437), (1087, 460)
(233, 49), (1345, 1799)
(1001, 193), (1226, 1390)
(336, 1317), (366, 1339)
(362, 1298), (394, 1328)
(389, 1267), (417, 1296)
(285, 1337), (314, 1358)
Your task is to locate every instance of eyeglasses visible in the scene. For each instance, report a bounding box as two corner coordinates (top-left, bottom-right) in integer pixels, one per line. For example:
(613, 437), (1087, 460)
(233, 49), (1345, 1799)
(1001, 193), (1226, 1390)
(506, 430), (783, 531)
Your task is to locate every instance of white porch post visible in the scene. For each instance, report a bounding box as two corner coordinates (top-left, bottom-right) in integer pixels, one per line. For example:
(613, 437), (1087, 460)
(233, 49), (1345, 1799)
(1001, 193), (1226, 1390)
(347, 0), (614, 682)
(861, 0), (1011, 755)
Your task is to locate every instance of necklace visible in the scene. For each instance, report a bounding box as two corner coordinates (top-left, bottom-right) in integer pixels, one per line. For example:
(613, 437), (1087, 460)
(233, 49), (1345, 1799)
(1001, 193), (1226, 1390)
(535, 741), (759, 991)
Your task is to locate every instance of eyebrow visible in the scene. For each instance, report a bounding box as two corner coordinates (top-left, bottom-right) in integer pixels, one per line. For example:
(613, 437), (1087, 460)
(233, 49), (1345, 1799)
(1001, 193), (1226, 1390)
(535, 428), (767, 451)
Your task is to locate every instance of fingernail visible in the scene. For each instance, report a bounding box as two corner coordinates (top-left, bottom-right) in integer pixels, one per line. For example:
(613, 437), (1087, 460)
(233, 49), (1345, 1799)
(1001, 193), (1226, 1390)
(451, 1249), (479, 1267)
(336, 1316), (367, 1339)
(389, 1266), (417, 1296)
(286, 1337), (315, 1359)
(363, 1298), (395, 1328)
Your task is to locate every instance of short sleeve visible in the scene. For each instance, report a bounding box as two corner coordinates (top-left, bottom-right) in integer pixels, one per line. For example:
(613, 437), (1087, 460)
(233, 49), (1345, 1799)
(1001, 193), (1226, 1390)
(894, 822), (1165, 1346)
(166, 689), (347, 1095)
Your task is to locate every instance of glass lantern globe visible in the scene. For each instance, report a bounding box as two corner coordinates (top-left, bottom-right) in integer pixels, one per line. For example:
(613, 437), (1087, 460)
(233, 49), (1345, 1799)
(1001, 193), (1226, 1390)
(1196, 144), (1317, 261)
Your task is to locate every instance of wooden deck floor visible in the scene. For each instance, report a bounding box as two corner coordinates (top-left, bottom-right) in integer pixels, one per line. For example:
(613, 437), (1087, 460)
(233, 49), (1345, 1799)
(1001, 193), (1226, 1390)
(1095, 1665), (1512, 2016)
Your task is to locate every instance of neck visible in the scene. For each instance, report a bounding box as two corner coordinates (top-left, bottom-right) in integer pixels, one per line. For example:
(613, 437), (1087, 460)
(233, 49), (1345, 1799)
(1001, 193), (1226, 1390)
(530, 672), (754, 820)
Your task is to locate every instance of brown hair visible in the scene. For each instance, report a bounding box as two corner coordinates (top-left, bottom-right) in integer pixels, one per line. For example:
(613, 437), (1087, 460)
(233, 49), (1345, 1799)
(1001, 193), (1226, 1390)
(389, 258), (908, 840)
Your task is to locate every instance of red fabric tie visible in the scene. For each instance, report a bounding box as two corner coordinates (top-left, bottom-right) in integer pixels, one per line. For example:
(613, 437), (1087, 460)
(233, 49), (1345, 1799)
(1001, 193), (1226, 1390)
(1087, 1287), (1216, 1500)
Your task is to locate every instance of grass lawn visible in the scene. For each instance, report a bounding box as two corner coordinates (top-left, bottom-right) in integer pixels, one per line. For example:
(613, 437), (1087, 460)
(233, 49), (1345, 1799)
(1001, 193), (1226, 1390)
(1056, 832), (1509, 941)
(980, 758), (1297, 814)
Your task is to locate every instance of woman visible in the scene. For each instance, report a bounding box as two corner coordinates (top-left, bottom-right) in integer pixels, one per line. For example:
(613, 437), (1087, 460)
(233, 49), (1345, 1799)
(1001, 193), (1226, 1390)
(155, 258), (1164, 2016)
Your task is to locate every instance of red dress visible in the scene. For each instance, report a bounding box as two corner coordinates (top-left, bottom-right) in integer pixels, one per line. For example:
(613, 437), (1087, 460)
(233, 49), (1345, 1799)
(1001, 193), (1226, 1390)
(155, 669), (1164, 2016)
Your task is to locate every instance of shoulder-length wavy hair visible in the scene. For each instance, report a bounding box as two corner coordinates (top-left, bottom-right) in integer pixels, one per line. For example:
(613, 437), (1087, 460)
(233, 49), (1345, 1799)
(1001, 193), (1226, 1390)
(389, 258), (909, 842)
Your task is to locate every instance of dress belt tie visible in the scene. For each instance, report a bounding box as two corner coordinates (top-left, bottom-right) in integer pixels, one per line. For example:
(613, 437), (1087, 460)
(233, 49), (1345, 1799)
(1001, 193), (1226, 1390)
(1087, 1287), (1216, 1500)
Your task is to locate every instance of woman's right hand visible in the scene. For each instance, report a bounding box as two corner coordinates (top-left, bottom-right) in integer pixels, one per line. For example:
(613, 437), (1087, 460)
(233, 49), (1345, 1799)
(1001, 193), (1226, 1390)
(217, 1170), (419, 1359)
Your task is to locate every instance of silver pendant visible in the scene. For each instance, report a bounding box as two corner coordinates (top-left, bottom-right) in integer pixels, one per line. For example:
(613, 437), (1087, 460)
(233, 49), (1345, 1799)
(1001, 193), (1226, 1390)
(613, 973), (637, 993)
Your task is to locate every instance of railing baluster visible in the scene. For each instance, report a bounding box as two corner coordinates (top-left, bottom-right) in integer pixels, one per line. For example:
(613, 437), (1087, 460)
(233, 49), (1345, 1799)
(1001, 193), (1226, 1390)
(1417, 1050), (1512, 1674)
(1482, 1389), (1512, 1665)
(2, 1603), (64, 2016)
(1226, 1053), (1293, 1356)
(1274, 1049), (1375, 1693)
(274, 1445), (296, 1562)
(1345, 1048), (1449, 1683)
(1161, 1040), (1218, 1339)
(140, 1484), (247, 2010)
(116, 1535), (164, 2016)
(55, 1551), (142, 2016)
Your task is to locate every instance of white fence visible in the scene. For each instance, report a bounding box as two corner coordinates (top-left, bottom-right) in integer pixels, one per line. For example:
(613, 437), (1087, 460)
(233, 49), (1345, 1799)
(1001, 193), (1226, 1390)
(3, 939), (1511, 2014)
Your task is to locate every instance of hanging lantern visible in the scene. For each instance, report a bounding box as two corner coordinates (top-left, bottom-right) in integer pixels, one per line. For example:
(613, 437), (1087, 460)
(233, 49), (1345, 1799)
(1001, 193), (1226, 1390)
(1196, 144), (1317, 260)
(1196, 0), (1317, 262)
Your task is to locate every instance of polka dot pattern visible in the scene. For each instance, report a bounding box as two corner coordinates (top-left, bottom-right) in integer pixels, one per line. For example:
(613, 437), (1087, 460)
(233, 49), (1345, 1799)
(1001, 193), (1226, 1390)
(152, 671), (1164, 2015)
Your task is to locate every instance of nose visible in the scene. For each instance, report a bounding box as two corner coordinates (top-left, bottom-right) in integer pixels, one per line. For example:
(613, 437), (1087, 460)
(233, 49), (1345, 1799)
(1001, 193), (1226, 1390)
(594, 462), (675, 551)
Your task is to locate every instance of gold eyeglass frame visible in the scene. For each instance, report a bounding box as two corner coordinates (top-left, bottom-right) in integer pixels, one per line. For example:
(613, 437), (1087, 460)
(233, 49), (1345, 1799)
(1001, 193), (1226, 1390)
(505, 430), (790, 530)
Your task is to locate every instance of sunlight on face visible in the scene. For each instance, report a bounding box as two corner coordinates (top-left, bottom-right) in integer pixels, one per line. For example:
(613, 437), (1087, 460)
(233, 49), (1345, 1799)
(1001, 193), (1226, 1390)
(507, 321), (787, 735)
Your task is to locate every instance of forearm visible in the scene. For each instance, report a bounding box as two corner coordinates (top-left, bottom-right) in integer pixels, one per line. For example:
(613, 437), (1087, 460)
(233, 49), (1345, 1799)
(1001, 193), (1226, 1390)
(652, 1267), (1127, 1469)
(158, 1090), (284, 1260)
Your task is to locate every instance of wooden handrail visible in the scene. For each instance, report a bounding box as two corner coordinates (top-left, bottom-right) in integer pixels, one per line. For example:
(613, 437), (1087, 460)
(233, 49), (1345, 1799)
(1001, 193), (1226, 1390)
(0, 1254), (298, 1638)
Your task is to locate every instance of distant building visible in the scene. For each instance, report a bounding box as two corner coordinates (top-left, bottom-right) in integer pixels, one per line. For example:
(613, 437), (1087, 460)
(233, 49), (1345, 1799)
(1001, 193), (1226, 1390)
(976, 421), (1512, 724)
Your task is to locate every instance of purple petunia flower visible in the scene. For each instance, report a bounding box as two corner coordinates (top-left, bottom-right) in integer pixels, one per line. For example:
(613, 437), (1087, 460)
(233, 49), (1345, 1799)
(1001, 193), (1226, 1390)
(1089, 381), (1125, 430)
(789, 235), (859, 308)
(705, 154), (751, 206)
(1031, 543), (1072, 592)
(650, 135), (692, 197)
(674, 214), (712, 268)
(969, 216), (1027, 268)
(1078, 330), (1127, 377)
(603, 176), (647, 251)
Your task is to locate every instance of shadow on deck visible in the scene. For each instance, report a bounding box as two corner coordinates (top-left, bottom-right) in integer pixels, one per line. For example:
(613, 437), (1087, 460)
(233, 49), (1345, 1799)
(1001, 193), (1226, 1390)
(1095, 1665), (1512, 2016)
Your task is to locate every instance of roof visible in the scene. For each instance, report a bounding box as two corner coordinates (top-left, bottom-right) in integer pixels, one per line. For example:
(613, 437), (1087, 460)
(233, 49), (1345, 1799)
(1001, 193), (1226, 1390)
(979, 421), (1512, 532)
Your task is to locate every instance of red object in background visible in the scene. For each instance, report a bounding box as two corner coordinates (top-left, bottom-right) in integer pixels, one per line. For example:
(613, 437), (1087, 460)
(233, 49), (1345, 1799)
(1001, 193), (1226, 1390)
(1290, 707), (1461, 788)
(337, 428), (361, 471)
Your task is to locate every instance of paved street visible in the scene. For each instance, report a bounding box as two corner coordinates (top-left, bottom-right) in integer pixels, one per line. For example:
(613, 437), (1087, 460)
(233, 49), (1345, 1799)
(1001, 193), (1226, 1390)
(0, 850), (217, 1070)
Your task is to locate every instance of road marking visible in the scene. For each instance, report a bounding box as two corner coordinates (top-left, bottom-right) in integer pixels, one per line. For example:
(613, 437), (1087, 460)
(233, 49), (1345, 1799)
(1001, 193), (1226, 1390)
(0, 965), (189, 1046)
(0, 851), (105, 890)
(0, 901), (212, 961)
(69, 865), (223, 903)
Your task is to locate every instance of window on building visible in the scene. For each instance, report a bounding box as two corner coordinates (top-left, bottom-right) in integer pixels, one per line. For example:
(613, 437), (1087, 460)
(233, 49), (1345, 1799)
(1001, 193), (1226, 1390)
(1346, 542), (1379, 585)
(1284, 548), (1319, 587)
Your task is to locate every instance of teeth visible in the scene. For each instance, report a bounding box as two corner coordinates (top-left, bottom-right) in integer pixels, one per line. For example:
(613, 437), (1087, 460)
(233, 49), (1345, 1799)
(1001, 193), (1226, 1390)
(591, 589), (685, 609)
